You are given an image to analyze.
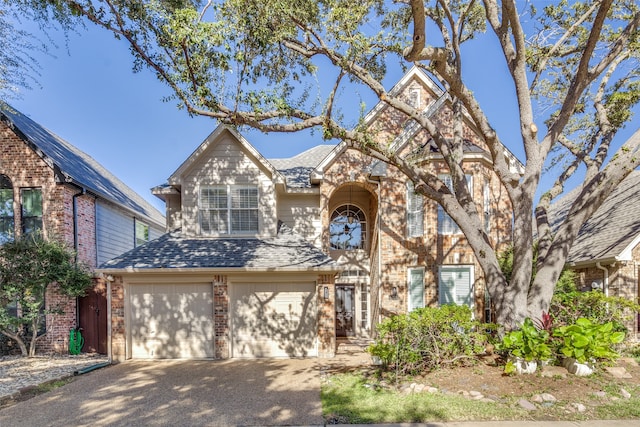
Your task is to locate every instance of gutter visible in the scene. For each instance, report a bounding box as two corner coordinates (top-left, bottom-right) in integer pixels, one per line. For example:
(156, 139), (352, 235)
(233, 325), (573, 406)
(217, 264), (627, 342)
(596, 262), (609, 297)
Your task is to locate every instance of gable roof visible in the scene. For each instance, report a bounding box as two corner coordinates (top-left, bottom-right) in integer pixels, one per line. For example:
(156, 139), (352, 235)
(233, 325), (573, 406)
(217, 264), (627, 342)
(168, 125), (285, 187)
(549, 170), (640, 266)
(269, 145), (335, 188)
(311, 66), (524, 181)
(99, 221), (339, 272)
(0, 102), (165, 227)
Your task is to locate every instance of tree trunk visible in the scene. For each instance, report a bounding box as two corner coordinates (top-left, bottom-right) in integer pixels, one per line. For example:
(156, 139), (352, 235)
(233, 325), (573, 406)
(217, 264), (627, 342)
(28, 318), (39, 357)
(526, 261), (564, 322)
(0, 330), (28, 356)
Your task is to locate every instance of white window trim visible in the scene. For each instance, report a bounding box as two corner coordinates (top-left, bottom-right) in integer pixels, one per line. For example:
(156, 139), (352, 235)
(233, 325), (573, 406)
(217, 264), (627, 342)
(437, 174), (473, 235)
(438, 265), (475, 309)
(199, 184), (259, 236)
(407, 267), (425, 311)
(483, 180), (491, 234)
(406, 181), (424, 238)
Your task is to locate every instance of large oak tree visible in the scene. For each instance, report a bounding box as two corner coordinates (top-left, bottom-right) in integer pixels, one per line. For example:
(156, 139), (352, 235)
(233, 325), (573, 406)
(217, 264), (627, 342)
(35, 0), (640, 329)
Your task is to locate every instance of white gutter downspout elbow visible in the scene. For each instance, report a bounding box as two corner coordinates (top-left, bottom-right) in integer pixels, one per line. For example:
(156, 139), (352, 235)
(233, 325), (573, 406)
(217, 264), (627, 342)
(596, 262), (609, 297)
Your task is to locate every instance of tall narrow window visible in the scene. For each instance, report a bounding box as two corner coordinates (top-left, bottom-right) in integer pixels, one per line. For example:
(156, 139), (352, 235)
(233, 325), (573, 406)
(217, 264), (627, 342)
(21, 188), (42, 237)
(0, 175), (14, 243)
(483, 180), (491, 234)
(437, 174), (472, 235)
(135, 219), (149, 247)
(407, 182), (424, 238)
(408, 267), (425, 311)
(200, 185), (258, 235)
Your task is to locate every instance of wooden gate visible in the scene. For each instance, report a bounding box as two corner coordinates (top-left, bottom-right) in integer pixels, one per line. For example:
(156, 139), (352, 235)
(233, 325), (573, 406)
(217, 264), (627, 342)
(78, 280), (108, 354)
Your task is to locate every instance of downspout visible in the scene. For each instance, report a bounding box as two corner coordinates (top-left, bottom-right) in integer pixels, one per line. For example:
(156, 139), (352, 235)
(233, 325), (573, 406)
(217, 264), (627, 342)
(596, 262), (609, 297)
(72, 186), (86, 328)
(105, 274), (113, 363)
(72, 186), (86, 262)
(367, 177), (382, 332)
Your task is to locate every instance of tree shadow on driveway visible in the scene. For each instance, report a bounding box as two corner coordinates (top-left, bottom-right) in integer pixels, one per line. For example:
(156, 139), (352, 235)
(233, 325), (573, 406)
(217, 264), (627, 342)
(0, 358), (323, 427)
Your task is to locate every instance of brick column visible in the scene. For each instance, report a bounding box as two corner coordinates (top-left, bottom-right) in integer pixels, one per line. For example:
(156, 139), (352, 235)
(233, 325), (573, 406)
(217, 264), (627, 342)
(213, 275), (229, 359)
(318, 274), (336, 357)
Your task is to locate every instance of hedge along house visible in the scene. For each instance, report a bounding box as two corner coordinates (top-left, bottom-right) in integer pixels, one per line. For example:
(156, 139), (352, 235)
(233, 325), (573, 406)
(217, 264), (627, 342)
(549, 170), (640, 339)
(99, 67), (521, 360)
(0, 102), (165, 354)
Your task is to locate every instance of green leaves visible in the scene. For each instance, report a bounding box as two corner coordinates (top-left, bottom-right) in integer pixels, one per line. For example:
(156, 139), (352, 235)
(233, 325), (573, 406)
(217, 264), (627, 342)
(0, 235), (92, 356)
(554, 317), (626, 364)
(497, 317), (552, 363)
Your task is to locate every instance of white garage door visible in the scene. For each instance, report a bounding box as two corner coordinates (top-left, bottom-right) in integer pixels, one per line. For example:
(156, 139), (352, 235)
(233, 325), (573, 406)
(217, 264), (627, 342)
(231, 282), (317, 358)
(129, 283), (214, 359)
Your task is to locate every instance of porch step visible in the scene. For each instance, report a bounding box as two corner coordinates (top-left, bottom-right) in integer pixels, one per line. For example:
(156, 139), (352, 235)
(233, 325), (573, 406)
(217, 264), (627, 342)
(336, 338), (373, 353)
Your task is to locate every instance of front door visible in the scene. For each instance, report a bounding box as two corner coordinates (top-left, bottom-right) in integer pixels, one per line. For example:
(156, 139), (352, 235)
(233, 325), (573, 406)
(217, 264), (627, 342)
(335, 285), (355, 337)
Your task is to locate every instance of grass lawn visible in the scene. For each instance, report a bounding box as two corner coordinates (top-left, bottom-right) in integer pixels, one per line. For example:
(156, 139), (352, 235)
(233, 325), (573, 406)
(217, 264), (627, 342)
(321, 369), (640, 423)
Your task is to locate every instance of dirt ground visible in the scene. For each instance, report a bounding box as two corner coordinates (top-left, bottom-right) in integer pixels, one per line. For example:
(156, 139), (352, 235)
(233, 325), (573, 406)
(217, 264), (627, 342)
(326, 343), (640, 405)
(412, 354), (640, 402)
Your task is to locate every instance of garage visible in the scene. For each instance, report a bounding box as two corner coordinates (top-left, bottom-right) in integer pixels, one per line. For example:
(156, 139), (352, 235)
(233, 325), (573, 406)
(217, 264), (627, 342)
(231, 282), (317, 358)
(129, 283), (215, 359)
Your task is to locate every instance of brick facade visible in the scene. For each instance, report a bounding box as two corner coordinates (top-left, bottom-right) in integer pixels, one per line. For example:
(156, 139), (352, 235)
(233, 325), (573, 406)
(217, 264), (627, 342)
(575, 245), (640, 336)
(1, 121), (99, 354)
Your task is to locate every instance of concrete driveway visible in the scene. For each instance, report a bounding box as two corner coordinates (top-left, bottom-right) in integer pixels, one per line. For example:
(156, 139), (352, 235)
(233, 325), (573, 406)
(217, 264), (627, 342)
(0, 358), (324, 427)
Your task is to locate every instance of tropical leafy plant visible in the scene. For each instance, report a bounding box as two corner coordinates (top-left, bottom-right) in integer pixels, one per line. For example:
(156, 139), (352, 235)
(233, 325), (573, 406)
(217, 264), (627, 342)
(553, 318), (625, 364)
(497, 318), (553, 362)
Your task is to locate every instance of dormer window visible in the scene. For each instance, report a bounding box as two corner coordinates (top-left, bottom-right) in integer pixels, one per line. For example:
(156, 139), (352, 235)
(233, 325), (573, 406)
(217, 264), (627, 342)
(200, 185), (258, 235)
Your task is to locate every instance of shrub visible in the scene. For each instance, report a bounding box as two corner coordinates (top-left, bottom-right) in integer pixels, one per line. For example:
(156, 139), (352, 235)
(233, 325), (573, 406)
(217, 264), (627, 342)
(549, 280), (640, 332)
(553, 318), (625, 364)
(368, 305), (492, 375)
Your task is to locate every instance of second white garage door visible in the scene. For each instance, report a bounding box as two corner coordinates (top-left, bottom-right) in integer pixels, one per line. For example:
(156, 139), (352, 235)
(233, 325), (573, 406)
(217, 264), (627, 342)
(231, 282), (317, 358)
(129, 283), (214, 359)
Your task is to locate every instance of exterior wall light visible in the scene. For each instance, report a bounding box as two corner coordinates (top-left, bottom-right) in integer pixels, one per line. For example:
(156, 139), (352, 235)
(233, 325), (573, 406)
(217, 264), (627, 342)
(324, 286), (329, 300)
(391, 286), (398, 300)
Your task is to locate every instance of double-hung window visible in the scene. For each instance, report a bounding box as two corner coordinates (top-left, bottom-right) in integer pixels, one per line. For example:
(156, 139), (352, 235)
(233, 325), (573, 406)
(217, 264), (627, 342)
(406, 181), (424, 238)
(200, 185), (258, 234)
(21, 188), (42, 237)
(437, 174), (472, 235)
(408, 267), (425, 311)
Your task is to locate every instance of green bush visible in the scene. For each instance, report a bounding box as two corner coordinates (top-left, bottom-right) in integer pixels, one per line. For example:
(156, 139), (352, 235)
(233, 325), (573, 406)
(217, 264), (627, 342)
(368, 305), (492, 375)
(549, 280), (640, 332)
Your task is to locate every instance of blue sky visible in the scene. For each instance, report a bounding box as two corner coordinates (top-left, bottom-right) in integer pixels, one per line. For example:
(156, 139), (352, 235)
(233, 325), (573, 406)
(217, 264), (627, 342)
(7, 15), (636, 213)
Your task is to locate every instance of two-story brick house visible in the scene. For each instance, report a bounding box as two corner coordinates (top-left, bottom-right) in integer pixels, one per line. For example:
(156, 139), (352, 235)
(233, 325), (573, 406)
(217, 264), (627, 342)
(0, 102), (165, 354)
(100, 67), (520, 360)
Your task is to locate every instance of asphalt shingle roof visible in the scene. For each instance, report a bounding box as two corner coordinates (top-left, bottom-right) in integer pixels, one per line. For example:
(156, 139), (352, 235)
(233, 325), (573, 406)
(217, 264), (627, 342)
(100, 222), (338, 271)
(548, 170), (640, 264)
(0, 102), (165, 226)
(269, 145), (335, 188)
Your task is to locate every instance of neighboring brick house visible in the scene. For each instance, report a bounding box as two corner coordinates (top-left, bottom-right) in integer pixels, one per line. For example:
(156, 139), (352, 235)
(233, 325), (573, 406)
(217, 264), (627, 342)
(99, 67), (520, 360)
(0, 102), (165, 354)
(549, 171), (640, 339)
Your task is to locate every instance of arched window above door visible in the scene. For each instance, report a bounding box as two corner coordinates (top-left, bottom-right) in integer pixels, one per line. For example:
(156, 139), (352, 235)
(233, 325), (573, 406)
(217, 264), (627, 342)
(329, 204), (366, 250)
(0, 175), (14, 243)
